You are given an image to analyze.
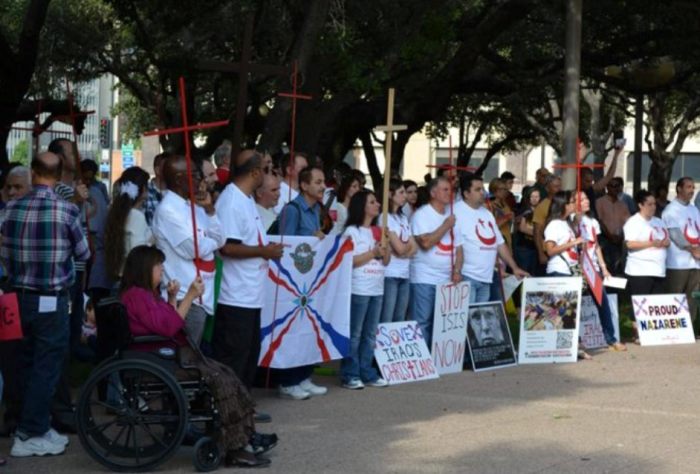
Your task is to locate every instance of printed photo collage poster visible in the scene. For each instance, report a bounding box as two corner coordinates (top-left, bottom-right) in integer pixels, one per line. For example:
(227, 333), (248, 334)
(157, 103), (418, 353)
(518, 277), (583, 364)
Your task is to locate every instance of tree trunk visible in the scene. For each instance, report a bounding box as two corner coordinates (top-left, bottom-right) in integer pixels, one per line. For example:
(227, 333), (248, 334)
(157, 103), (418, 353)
(359, 130), (382, 191)
(647, 150), (674, 195)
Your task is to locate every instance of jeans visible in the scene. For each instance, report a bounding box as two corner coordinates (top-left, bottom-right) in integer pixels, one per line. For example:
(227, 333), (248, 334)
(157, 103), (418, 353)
(409, 283), (437, 347)
(515, 245), (538, 276)
(341, 294), (382, 383)
(595, 287), (618, 345)
(461, 275), (491, 304)
(380, 277), (410, 323)
(17, 292), (70, 438)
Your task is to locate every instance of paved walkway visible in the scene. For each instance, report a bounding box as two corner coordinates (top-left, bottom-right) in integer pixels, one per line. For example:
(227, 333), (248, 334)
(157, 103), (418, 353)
(2, 343), (699, 473)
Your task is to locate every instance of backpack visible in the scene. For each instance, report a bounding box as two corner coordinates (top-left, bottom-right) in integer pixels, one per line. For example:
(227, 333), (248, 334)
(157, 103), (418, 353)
(267, 200), (302, 235)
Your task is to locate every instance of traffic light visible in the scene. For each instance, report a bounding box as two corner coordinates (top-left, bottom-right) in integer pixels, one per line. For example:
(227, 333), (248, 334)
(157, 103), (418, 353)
(99, 118), (110, 149)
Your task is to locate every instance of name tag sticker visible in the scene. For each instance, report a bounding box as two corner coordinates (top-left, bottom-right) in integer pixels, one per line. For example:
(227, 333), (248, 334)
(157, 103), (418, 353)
(38, 296), (57, 313)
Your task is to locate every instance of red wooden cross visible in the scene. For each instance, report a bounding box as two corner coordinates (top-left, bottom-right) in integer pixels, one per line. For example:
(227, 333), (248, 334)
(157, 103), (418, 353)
(552, 138), (604, 211)
(143, 77), (230, 275)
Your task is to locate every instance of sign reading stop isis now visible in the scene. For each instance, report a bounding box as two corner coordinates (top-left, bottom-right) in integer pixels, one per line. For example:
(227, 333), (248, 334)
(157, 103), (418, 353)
(431, 281), (470, 375)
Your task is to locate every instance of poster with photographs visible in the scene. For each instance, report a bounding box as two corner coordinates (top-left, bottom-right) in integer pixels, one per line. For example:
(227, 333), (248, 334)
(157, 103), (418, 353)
(518, 277), (583, 364)
(465, 301), (517, 372)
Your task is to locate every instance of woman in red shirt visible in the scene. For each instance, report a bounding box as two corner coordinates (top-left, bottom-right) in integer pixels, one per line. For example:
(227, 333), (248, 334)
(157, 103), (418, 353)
(120, 245), (275, 467)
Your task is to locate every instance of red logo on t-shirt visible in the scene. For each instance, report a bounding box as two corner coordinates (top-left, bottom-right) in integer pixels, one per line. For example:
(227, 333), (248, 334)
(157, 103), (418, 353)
(649, 226), (668, 242)
(475, 219), (497, 246)
(581, 223), (597, 249)
(683, 218), (700, 245)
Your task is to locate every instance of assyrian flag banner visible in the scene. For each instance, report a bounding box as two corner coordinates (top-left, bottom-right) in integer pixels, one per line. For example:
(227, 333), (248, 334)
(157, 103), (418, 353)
(259, 235), (353, 368)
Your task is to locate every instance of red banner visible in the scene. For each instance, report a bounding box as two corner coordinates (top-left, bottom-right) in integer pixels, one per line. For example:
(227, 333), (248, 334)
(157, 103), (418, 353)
(581, 251), (603, 306)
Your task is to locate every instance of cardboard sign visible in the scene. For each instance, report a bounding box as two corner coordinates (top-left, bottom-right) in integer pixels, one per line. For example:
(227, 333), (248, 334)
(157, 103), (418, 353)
(431, 282), (470, 375)
(580, 294), (620, 349)
(581, 251), (603, 305)
(375, 321), (439, 385)
(519, 277), (582, 364)
(0, 293), (23, 341)
(632, 294), (695, 346)
(466, 302), (517, 372)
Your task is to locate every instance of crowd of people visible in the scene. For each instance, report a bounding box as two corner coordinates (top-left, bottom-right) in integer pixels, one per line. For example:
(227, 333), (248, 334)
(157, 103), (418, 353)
(1, 136), (699, 468)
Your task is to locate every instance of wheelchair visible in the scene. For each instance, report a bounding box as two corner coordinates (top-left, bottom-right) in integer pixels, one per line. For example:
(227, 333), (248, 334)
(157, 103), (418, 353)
(76, 297), (222, 472)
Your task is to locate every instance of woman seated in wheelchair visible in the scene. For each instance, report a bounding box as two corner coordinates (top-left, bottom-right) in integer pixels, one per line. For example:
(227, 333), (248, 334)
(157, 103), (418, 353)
(120, 245), (276, 468)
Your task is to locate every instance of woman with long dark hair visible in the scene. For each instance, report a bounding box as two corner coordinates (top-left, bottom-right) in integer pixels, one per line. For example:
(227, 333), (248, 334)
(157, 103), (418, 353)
(341, 191), (390, 390)
(380, 179), (417, 323)
(576, 191), (627, 352)
(331, 174), (361, 233)
(544, 191), (591, 360)
(401, 179), (418, 219)
(120, 246), (275, 467)
(104, 167), (152, 279)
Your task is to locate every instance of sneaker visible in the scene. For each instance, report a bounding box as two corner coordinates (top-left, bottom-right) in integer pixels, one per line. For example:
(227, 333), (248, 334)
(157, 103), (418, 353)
(278, 384), (310, 400)
(247, 432), (279, 455)
(11, 435), (65, 457)
(45, 428), (69, 447)
(342, 378), (365, 390)
(299, 378), (328, 396)
(367, 377), (389, 388)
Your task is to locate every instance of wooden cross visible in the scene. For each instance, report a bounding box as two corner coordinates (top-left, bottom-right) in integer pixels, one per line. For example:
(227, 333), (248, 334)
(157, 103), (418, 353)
(277, 61), (312, 175)
(10, 100), (73, 156)
(197, 16), (289, 158)
(552, 138), (604, 211)
(143, 77), (230, 276)
(375, 88), (407, 247)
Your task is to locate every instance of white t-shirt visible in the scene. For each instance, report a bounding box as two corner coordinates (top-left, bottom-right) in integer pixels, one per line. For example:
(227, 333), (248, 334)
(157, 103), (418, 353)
(385, 213), (411, 279)
(122, 208), (153, 275)
(274, 180), (299, 215)
(343, 226), (385, 296)
(454, 201), (504, 283)
(624, 213), (667, 277)
(662, 199), (700, 270)
(216, 183), (270, 308)
(578, 215), (601, 270)
(256, 203), (277, 233)
(330, 201), (348, 235)
(544, 219), (578, 275)
(153, 192), (224, 314)
(410, 204), (463, 285)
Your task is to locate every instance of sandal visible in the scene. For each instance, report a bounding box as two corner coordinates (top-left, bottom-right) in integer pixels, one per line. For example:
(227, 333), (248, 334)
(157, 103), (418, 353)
(609, 342), (627, 352)
(577, 350), (593, 361)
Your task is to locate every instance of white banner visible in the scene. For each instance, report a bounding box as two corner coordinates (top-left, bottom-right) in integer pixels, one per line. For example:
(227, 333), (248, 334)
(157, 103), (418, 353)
(632, 294), (695, 346)
(375, 321), (439, 385)
(580, 294), (620, 349)
(518, 277), (582, 364)
(431, 282), (470, 375)
(259, 235), (353, 368)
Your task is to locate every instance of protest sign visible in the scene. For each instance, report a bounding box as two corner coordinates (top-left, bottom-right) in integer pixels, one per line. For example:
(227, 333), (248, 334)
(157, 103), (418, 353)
(466, 302), (517, 372)
(259, 235), (353, 368)
(519, 277), (582, 364)
(581, 250), (603, 305)
(632, 294), (695, 346)
(580, 294), (620, 349)
(375, 321), (439, 385)
(502, 275), (523, 303)
(431, 281), (470, 375)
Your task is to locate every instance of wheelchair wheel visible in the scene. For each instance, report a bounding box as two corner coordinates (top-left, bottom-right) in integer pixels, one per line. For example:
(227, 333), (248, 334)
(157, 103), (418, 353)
(193, 436), (221, 472)
(76, 358), (189, 472)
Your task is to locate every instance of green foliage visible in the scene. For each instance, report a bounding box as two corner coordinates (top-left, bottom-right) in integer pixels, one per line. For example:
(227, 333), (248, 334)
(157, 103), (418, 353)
(10, 139), (29, 166)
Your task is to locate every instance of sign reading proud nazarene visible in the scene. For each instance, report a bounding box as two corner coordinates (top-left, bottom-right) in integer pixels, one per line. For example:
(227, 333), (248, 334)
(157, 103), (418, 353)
(632, 294), (695, 346)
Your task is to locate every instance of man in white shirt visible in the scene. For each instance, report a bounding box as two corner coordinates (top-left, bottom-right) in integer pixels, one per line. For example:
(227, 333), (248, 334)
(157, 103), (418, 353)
(455, 174), (528, 304)
(274, 152), (308, 214)
(213, 150), (283, 392)
(153, 156), (225, 345)
(662, 176), (700, 321)
(255, 173), (281, 232)
(410, 176), (464, 346)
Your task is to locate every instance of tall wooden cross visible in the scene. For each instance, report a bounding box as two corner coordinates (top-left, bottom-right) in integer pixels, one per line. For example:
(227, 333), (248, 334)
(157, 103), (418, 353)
(10, 100), (73, 156)
(552, 138), (604, 211)
(375, 88), (407, 247)
(143, 77), (230, 277)
(197, 16), (289, 158)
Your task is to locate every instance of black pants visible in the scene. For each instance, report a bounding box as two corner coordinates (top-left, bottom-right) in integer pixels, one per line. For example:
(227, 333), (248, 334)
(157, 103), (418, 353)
(626, 274), (665, 321)
(212, 304), (261, 390)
